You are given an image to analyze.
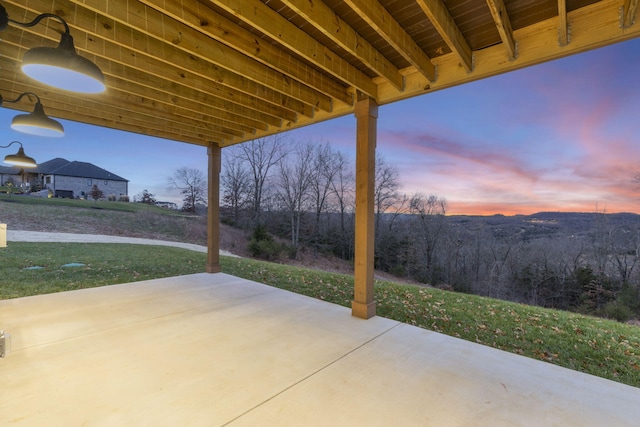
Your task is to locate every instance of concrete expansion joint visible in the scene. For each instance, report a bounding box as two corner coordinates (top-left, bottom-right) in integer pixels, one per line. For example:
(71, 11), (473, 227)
(222, 321), (403, 426)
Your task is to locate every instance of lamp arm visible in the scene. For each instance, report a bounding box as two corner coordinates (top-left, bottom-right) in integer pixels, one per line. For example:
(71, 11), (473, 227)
(0, 92), (40, 106)
(7, 12), (70, 34)
(0, 141), (24, 150)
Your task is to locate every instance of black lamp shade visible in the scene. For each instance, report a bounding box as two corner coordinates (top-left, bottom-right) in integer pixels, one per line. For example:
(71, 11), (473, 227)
(21, 33), (105, 94)
(4, 146), (36, 168)
(11, 102), (64, 137)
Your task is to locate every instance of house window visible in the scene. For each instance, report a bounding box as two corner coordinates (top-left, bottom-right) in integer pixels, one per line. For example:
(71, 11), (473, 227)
(87, 179), (92, 186)
(45, 176), (52, 184)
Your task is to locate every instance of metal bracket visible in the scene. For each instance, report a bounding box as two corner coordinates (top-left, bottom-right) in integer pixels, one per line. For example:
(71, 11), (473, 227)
(558, 23), (572, 47)
(619, 5), (637, 28)
(0, 6), (8, 31)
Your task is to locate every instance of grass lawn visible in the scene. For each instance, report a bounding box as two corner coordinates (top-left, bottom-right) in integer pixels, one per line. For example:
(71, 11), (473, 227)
(0, 193), (188, 214)
(0, 194), (206, 244)
(0, 242), (206, 298)
(2, 242), (639, 388)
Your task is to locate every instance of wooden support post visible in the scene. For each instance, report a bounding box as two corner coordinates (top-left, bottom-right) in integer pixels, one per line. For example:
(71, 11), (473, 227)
(206, 143), (222, 273)
(352, 96), (378, 319)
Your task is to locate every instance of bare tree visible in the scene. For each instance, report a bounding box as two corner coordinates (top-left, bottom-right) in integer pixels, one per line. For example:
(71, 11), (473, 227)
(238, 135), (286, 224)
(481, 229), (524, 300)
(329, 150), (355, 259)
(374, 153), (400, 233)
(308, 142), (341, 251)
(407, 193), (448, 283)
(168, 167), (207, 213)
(275, 140), (315, 257)
(221, 146), (251, 224)
(610, 226), (639, 285)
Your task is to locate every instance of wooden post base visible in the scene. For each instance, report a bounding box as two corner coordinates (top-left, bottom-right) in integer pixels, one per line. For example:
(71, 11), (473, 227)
(206, 264), (221, 273)
(351, 300), (377, 319)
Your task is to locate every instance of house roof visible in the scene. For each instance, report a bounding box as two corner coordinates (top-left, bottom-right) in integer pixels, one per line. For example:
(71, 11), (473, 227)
(36, 158), (129, 182)
(35, 158), (72, 174)
(0, 0), (637, 148)
(0, 165), (16, 175)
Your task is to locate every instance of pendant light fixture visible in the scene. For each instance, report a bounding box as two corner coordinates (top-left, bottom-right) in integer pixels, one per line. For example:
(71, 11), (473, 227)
(1, 141), (37, 168)
(0, 92), (64, 137)
(0, 5), (105, 94)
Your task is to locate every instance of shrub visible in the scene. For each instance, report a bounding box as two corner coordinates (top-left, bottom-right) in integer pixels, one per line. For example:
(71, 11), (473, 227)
(118, 195), (130, 202)
(248, 224), (285, 261)
(603, 301), (632, 323)
(108, 194), (117, 201)
(89, 184), (104, 202)
(619, 283), (640, 315)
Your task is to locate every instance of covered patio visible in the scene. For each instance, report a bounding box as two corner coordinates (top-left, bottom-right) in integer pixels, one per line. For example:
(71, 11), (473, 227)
(2, 273), (640, 425)
(1, 0), (640, 318)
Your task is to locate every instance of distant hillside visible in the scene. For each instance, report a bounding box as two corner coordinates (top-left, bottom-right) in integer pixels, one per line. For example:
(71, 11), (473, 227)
(446, 211), (640, 240)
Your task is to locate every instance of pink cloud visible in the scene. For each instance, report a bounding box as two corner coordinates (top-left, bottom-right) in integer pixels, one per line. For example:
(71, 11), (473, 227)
(380, 129), (542, 182)
(282, 40), (640, 216)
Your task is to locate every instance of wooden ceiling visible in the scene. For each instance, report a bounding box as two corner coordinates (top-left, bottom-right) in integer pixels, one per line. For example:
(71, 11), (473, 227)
(0, 0), (638, 148)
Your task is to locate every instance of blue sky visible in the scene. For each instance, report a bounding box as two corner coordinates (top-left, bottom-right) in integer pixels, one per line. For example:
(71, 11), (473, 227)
(2, 38), (640, 215)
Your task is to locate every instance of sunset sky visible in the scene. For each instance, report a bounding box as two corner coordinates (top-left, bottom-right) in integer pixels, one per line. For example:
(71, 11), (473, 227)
(2, 38), (640, 216)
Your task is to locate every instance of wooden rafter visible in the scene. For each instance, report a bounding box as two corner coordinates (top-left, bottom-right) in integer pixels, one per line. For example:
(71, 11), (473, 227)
(0, 26), (286, 137)
(279, 0), (404, 91)
(1, 48), (238, 142)
(486, 0), (517, 60)
(415, 0), (473, 72)
(72, 0), (325, 115)
(2, 73), (241, 143)
(3, 0), (299, 138)
(343, 0), (437, 83)
(210, 0), (378, 98)
(139, 0), (354, 106)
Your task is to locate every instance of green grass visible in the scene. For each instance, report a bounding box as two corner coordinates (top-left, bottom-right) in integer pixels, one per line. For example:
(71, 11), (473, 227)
(0, 194), (206, 244)
(2, 242), (639, 388)
(0, 242), (205, 298)
(0, 193), (185, 215)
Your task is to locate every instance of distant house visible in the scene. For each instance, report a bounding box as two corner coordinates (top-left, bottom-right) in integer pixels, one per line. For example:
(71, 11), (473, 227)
(155, 201), (178, 210)
(1, 158), (128, 199)
(0, 166), (17, 184)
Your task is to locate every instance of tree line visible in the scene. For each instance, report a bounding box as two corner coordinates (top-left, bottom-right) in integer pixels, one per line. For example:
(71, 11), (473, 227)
(221, 136), (640, 322)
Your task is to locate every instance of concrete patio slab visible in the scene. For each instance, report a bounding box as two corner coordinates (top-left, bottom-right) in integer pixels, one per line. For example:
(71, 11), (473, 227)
(1, 273), (639, 426)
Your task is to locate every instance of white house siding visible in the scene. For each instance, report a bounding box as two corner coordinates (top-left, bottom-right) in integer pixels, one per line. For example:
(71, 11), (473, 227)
(48, 175), (128, 199)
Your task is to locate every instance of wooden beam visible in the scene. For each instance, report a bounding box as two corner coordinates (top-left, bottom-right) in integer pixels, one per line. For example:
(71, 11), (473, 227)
(352, 95), (377, 319)
(0, 77), (236, 144)
(416, 0), (473, 71)
(486, 0), (517, 59)
(99, 60), (297, 125)
(280, 0), (404, 91)
(2, 2), (297, 126)
(207, 143), (222, 273)
(210, 0), (378, 98)
(116, 0), (330, 113)
(140, 0), (354, 106)
(623, 0), (639, 27)
(558, 0), (569, 46)
(344, 0), (436, 83)
(0, 37), (280, 139)
(21, 0), (323, 115)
